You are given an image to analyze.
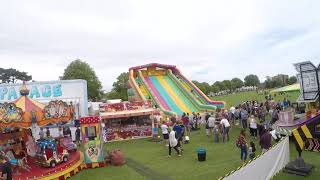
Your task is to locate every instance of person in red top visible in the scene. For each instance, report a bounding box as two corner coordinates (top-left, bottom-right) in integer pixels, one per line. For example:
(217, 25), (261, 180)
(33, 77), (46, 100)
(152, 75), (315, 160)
(181, 113), (189, 135)
(236, 129), (248, 163)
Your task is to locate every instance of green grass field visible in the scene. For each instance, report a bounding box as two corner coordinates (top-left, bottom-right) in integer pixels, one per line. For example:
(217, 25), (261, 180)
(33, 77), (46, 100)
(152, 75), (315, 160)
(212, 91), (300, 109)
(73, 126), (265, 180)
(72, 127), (320, 180)
(71, 91), (320, 180)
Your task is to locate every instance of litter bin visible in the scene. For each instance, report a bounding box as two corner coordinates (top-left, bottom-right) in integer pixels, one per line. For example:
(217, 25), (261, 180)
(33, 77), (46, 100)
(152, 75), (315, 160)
(197, 147), (206, 161)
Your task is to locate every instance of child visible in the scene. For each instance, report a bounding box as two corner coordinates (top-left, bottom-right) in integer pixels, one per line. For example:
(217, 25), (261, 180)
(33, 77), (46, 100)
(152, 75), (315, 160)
(168, 131), (181, 157)
(205, 120), (210, 137)
(213, 125), (219, 143)
(249, 141), (256, 160)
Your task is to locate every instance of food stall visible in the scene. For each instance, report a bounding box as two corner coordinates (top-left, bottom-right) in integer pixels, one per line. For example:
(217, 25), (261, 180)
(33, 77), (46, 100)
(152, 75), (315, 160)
(99, 101), (158, 142)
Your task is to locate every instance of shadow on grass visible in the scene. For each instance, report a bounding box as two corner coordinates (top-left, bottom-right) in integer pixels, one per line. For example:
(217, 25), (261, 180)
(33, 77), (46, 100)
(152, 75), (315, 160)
(126, 157), (171, 180)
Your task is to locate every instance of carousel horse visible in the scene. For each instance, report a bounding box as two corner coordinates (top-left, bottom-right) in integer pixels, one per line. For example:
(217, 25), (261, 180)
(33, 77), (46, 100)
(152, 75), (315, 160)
(5, 150), (31, 172)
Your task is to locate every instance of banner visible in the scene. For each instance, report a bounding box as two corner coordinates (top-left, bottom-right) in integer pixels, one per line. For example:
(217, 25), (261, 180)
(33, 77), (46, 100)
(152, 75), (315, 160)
(222, 137), (290, 180)
(100, 100), (152, 112)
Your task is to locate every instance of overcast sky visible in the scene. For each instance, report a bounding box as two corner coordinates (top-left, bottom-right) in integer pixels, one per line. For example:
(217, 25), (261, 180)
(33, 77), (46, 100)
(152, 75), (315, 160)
(0, 0), (319, 91)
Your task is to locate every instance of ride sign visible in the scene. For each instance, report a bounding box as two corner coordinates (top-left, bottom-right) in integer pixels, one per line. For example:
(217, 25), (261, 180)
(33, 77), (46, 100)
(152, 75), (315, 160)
(294, 61), (320, 101)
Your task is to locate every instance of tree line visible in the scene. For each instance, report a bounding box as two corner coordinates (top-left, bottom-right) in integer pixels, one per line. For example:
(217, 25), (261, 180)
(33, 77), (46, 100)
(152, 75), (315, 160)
(193, 74), (297, 95)
(1, 60), (298, 101)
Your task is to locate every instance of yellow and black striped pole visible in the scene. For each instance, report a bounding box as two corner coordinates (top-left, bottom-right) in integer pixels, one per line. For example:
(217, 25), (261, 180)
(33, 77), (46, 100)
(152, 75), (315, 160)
(292, 124), (313, 150)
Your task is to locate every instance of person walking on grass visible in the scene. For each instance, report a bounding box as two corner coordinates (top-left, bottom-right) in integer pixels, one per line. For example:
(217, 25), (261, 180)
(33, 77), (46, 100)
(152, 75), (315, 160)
(168, 131), (181, 157)
(249, 115), (258, 139)
(191, 112), (196, 130)
(220, 116), (230, 142)
(173, 121), (183, 149)
(213, 124), (219, 143)
(260, 129), (272, 153)
(208, 114), (215, 135)
(240, 109), (248, 129)
(181, 113), (190, 135)
(205, 121), (210, 137)
(196, 113), (200, 129)
(229, 106), (236, 125)
(249, 141), (256, 160)
(160, 122), (169, 146)
(236, 129), (248, 163)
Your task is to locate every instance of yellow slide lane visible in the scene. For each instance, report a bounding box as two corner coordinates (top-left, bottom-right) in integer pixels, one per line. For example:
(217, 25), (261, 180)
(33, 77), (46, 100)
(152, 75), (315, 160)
(157, 76), (192, 113)
(140, 82), (149, 98)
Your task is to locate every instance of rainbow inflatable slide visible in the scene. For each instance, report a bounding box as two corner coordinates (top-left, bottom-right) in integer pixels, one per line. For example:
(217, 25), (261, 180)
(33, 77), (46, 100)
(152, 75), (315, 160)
(127, 63), (225, 116)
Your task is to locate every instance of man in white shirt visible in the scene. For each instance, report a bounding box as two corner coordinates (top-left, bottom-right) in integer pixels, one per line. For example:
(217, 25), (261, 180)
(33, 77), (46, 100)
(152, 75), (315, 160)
(220, 118), (230, 142)
(160, 122), (169, 146)
(229, 106), (236, 125)
(230, 106), (235, 114)
(208, 114), (215, 135)
(249, 115), (258, 139)
(155, 115), (161, 128)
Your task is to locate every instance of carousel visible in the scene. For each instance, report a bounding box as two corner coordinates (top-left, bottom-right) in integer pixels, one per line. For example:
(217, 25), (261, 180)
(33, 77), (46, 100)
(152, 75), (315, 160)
(0, 83), (84, 180)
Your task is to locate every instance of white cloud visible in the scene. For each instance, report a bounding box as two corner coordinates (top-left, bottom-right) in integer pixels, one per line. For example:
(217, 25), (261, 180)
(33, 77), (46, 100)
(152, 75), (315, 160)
(0, 0), (320, 91)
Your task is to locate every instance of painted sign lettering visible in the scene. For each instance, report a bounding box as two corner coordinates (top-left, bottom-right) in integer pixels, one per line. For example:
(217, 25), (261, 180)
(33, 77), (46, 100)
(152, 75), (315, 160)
(0, 84), (62, 101)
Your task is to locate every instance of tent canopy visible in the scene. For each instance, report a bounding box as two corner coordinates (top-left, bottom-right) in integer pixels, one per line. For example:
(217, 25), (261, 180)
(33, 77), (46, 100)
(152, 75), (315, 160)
(14, 95), (45, 112)
(270, 83), (300, 93)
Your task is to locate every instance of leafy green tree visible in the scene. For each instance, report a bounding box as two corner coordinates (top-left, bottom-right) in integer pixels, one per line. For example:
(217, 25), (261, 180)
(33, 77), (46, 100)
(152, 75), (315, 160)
(106, 72), (129, 100)
(244, 74), (260, 86)
(288, 76), (297, 85)
(0, 68), (32, 83)
(192, 81), (211, 95)
(264, 79), (273, 89)
(222, 80), (232, 91)
(231, 78), (244, 90)
(213, 81), (225, 91)
(210, 84), (219, 93)
(264, 78), (285, 89)
(62, 59), (102, 100)
(273, 78), (284, 88)
(200, 82), (211, 95)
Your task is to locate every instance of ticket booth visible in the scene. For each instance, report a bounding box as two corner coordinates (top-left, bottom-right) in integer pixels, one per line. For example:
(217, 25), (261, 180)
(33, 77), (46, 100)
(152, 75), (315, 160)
(80, 115), (105, 168)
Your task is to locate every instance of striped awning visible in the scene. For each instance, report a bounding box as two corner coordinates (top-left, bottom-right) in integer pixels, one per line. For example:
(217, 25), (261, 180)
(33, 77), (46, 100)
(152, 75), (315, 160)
(14, 96), (45, 112)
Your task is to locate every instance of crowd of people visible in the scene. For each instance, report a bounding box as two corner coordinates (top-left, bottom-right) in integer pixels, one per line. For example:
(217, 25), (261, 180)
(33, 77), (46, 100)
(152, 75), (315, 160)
(158, 109), (234, 157)
(158, 96), (291, 162)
